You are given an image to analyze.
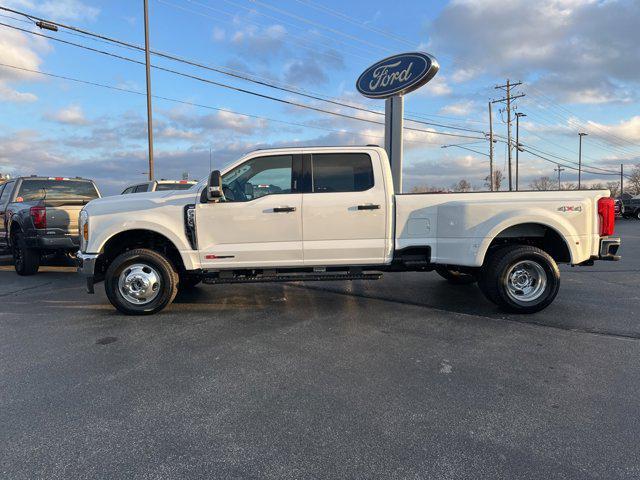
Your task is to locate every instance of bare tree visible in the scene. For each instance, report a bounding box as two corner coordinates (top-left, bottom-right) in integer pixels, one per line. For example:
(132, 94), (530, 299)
(606, 181), (620, 197)
(589, 182), (606, 190)
(563, 182), (577, 190)
(484, 170), (504, 191)
(452, 179), (473, 192)
(627, 164), (640, 195)
(530, 176), (554, 191)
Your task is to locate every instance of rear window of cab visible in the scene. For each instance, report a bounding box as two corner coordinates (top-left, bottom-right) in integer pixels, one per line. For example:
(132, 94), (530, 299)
(18, 180), (99, 201)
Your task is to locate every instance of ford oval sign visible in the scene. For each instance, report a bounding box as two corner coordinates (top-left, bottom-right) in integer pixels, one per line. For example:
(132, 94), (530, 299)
(356, 52), (439, 99)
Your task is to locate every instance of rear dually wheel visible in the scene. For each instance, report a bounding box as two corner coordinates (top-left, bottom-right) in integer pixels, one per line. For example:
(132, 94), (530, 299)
(479, 245), (560, 314)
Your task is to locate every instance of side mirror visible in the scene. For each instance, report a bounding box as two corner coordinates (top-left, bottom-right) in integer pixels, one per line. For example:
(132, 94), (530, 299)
(207, 170), (222, 201)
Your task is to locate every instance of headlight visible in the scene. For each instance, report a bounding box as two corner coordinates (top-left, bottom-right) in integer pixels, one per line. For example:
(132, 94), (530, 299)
(79, 209), (89, 252)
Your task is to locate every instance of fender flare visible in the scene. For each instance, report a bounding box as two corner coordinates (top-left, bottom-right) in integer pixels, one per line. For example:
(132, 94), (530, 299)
(474, 209), (578, 265)
(95, 224), (196, 270)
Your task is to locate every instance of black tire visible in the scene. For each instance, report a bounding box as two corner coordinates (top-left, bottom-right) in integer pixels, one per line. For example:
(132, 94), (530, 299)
(105, 248), (178, 315)
(178, 273), (202, 290)
(478, 245), (560, 314)
(435, 266), (477, 285)
(13, 233), (40, 276)
(635, 209), (640, 220)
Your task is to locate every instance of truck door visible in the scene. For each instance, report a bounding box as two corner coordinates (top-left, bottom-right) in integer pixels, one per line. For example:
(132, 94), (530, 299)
(302, 152), (389, 266)
(0, 181), (16, 249)
(196, 154), (303, 269)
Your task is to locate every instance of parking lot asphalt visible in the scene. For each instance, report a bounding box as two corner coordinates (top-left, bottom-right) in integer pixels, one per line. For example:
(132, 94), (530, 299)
(0, 221), (639, 479)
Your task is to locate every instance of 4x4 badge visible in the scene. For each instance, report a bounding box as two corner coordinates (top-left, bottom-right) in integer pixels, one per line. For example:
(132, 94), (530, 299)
(557, 205), (582, 212)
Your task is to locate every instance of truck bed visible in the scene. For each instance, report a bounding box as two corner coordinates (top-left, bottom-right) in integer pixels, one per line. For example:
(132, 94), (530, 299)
(395, 189), (608, 267)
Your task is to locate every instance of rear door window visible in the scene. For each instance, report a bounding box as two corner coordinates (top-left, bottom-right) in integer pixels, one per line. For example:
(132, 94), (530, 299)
(17, 180), (99, 201)
(311, 153), (374, 193)
(0, 181), (15, 206)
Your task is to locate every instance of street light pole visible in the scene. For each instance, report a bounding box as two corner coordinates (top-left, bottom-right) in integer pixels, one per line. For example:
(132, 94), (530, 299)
(578, 132), (587, 189)
(143, 0), (154, 181)
(554, 164), (565, 190)
(515, 112), (526, 191)
(488, 102), (494, 191)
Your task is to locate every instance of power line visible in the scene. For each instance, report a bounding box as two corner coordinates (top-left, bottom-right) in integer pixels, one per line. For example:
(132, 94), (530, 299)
(0, 62), (394, 143)
(291, 0), (417, 48)
(157, 0), (360, 62)
(243, 0), (395, 54)
(0, 25), (483, 142)
(0, 7), (485, 136)
(523, 88), (640, 157)
(526, 84), (640, 149)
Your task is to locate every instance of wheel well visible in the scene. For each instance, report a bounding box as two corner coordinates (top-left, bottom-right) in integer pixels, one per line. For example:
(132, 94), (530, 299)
(98, 229), (185, 275)
(487, 223), (572, 264)
(8, 221), (22, 245)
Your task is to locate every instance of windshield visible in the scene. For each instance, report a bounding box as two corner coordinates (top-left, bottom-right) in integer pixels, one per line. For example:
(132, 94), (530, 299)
(156, 182), (196, 191)
(17, 179), (99, 201)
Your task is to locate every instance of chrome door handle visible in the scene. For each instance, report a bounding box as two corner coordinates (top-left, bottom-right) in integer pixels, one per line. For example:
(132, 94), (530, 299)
(273, 206), (296, 213)
(357, 204), (380, 210)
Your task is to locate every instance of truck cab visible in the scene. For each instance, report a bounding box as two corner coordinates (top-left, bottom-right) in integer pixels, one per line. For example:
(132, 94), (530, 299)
(77, 146), (620, 316)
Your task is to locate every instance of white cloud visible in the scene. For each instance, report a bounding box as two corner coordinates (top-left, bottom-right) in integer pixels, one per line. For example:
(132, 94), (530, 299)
(45, 105), (89, 125)
(439, 100), (475, 116)
(414, 74), (452, 97)
(586, 116), (640, 144)
(3, 0), (100, 21)
(0, 84), (37, 102)
(212, 27), (225, 42)
(429, 0), (640, 102)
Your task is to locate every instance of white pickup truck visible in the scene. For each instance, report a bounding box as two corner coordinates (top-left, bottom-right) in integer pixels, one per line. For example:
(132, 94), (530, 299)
(77, 146), (620, 315)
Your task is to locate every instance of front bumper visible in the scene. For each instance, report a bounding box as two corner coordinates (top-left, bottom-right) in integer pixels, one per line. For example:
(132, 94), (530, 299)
(599, 237), (621, 261)
(77, 251), (100, 293)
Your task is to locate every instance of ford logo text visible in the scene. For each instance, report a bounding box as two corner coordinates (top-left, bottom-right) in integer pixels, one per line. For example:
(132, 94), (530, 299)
(356, 52), (439, 99)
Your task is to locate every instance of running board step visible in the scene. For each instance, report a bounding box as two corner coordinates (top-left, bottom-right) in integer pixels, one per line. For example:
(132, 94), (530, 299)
(203, 272), (383, 285)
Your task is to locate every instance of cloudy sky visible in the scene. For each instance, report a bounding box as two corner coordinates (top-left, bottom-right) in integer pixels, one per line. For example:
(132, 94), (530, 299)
(0, 0), (639, 195)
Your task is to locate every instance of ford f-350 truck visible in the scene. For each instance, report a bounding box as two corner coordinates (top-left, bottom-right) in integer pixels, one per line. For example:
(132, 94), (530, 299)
(77, 146), (620, 315)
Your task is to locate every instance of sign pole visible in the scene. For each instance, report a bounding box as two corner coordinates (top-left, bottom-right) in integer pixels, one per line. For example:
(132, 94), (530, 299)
(385, 95), (404, 193)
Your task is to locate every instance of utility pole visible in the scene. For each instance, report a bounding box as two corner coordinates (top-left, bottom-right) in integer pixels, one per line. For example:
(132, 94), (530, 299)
(493, 80), (524, 191)
(554, 164), (565, 190)
(578, 132), (587, 189)
(143, 0), (154, 181)
(515, 112), (526, 191)
(209, 146), (212, 172)
(488, 102), (494, 191)
(621, 164), (624, 195)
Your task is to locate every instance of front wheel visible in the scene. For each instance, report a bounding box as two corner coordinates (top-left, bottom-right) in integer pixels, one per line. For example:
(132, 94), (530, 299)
(479, 245), (560, 314)
(105, 248), (178, 315)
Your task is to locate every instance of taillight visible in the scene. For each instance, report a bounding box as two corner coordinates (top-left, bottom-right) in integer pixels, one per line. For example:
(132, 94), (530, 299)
(598, 197), (615, 237)
(30, 206), (47, 229)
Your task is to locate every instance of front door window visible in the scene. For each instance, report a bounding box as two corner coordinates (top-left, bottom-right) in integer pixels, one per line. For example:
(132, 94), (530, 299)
(222, 155), (293, 202)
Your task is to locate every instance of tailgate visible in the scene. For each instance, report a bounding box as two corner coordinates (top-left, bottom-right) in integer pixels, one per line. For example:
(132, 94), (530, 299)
(45, 203), (83, 234)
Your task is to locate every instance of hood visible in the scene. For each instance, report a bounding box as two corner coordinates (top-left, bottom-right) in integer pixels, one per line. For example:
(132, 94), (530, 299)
(83, 189), (200, 216)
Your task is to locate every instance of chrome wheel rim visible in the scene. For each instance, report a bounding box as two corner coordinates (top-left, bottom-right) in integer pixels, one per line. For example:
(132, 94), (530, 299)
(118, 263), (161, 305)
(505, 260), (547, 304)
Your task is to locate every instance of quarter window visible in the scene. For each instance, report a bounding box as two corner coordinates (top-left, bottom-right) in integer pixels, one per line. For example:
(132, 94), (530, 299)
(222, 155), (293, 202)
(311, 153), (374, 193)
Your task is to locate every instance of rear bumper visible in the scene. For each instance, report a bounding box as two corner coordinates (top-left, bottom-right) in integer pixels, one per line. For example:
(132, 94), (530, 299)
(25, 234), (80, 250)
(77, 251), (100, 293)
(599, 237), (621, 261)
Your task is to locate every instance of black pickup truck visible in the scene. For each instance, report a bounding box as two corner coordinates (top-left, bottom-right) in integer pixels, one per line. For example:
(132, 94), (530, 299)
(0, 177), (101, 275)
